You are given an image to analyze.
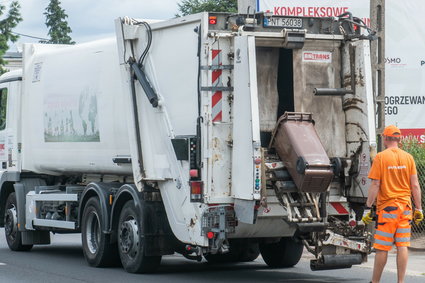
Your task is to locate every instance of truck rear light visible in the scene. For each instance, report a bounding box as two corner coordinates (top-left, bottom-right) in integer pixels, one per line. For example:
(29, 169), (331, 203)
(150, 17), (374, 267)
(189, 169), (199, 178)
(190, 181), (203, 202)
(209, 16), (217, 25)
(207, 231), (215, 239)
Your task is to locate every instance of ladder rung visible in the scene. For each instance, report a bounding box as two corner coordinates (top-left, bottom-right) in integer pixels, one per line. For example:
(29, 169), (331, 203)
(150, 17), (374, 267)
(290, 203), (315, 207)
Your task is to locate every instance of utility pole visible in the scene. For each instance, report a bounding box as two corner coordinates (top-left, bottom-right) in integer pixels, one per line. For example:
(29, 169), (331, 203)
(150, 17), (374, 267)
(370, 0), (385, 151)
(238, 0), (257, 14)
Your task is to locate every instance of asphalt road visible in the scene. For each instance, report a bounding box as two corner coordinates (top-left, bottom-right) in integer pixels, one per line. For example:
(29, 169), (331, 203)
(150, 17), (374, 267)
(0, 228), (422, 283)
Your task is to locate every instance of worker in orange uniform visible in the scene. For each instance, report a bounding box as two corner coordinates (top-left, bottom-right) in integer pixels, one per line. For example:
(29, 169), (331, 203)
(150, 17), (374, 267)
(362, 125), (423, 283)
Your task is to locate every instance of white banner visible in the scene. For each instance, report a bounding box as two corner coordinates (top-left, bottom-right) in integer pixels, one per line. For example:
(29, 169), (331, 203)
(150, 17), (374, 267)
(258, 0), (425, 141)
(259, 0), (369, 22)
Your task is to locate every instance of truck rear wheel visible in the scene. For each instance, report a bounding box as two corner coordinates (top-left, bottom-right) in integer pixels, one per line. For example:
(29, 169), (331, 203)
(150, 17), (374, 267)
(259, 237), (303, 268)
(205, 239), (260, 263)
(237, 240), (260, 262)
(204, 250), (239, 263)
(81, 197), (119, 267)
(4, 192), (33, 251)
(118, 200), (161, 273)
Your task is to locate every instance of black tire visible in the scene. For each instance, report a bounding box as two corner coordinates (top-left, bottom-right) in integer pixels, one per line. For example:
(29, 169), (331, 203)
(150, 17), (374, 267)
(4, 192), (33, 251)
(118, 200), (161, 273)
(204, 250), (239, 264)
(81, 197), (119, 267)
(260, 237), (303, 268)
(237, 240), (260, 262)
(204, 239), (260, 263)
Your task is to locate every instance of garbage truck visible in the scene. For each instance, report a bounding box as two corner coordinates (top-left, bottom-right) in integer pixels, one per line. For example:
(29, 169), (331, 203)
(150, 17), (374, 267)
(0, 12), (377, 273)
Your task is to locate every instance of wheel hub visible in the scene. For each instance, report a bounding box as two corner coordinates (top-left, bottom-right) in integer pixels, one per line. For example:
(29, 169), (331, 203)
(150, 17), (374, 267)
(85, 211), (101, 254)
(5, 205), (17, 237)
(119, 219), (139, 257)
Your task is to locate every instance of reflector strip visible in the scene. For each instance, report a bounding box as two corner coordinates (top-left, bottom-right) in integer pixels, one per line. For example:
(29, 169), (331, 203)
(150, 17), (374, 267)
(211, 49), (222, 122)
(211, 94), (222, 121)
(329, 202), (349, 214)
(375, 230), (394, 238)
(395, 237), (410, 243)
(374, 239), (393, 246)
(396, 228), (411, 234)
(383, 213), (397, 219)
(212, 69), (222, 86)
(403, 210), (411, 215)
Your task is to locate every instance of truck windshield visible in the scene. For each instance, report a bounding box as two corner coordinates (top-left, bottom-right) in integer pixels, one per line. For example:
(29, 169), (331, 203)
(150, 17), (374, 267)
(0, 88), (7, 130)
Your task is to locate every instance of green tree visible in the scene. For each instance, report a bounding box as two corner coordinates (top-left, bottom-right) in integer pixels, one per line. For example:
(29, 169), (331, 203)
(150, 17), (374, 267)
(177, 0), (237, 16)
(43, 0), (74, 44)
(0, 1), (22, 74)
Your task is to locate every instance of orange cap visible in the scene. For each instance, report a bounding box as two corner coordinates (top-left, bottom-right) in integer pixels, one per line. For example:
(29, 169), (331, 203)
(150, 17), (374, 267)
(382, 125), (401, 137)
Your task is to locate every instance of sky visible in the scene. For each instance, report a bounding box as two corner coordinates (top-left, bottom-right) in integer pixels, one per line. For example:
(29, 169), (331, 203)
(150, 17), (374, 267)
(5, 0), (180, 51)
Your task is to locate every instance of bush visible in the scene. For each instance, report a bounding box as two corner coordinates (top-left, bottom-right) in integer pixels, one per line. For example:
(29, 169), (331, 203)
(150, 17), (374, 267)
(401, 137), (425, 187)
(401, 137), (425, 161)
(401, 137), (425, 233)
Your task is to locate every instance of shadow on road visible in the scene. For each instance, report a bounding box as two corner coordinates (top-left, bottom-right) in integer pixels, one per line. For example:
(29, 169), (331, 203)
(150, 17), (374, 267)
(0, 229), (367, 283)
(10, 244), (365, 282)
(32, 245), (84, 259)
(152, 257), (364, 283)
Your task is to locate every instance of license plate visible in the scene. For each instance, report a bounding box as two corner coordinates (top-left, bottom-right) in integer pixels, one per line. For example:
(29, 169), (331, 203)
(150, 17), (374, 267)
(264, 17), (303, 28)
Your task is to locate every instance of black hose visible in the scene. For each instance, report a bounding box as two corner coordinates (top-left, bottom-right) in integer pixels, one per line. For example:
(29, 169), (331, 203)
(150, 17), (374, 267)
(196, 24), (203, 170)
(129, 62), (145, 178)
(135, 21), (152, 66)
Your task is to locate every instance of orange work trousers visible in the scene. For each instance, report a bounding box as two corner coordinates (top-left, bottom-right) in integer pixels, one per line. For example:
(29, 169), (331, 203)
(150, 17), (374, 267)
(374, 202), (412, 251)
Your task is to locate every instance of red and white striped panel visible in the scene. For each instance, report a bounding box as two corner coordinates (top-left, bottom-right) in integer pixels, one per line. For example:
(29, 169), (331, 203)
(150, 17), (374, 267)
(211, 49), (222, 122)
(328, 202), (349, 215)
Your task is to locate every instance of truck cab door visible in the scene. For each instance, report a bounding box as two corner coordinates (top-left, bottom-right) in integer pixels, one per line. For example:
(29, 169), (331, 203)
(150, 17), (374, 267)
(0, 79), (21, 172)
(0, 87), (8, 169)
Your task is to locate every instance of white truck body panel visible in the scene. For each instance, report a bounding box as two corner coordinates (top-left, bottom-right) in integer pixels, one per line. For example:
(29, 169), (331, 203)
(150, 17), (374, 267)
(20, 39), (132, 175)
(232, 36), (262, 201)
(116, 15), (208, 245)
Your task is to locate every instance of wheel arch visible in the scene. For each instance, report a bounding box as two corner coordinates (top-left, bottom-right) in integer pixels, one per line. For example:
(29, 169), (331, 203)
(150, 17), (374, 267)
(110, 184), (142, 240)
(0, 181), (16, 227)
(78, 182), (123, 233)
(0, 172), (20, 227)
(111, 183), (174, 260)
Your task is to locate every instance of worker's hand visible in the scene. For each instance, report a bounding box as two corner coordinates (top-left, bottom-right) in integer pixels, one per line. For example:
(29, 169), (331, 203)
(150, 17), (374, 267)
(413, 209), (424, 225)
(362, 209), (373, 225)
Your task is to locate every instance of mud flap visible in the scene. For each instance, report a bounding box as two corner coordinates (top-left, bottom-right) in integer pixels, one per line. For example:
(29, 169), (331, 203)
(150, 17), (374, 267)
(234, 199), (256, 224)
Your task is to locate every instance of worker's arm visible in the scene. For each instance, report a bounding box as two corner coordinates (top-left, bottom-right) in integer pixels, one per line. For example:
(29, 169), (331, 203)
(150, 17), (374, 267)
(411, 174), (422, 210)
(366, 179), (380, 208)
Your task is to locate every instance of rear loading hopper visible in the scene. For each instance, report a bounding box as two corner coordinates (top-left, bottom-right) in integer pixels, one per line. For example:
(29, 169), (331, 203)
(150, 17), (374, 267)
(270, 112), (333, 192)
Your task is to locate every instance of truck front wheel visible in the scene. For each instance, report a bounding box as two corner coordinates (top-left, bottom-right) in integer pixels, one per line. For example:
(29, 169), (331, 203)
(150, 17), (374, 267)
(118, 200), (161, 273)
(81, 197), (119, 267)
(4, 192), (33, 251)
(259, 237), (303, 268)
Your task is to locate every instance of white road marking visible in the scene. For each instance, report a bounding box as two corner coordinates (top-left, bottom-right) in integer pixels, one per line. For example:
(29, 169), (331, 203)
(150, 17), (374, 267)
(0, 263), (6, 266)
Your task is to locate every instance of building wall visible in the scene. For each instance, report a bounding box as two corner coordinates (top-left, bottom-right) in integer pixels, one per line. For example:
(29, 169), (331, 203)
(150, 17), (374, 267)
(3, 52), (22, 72)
